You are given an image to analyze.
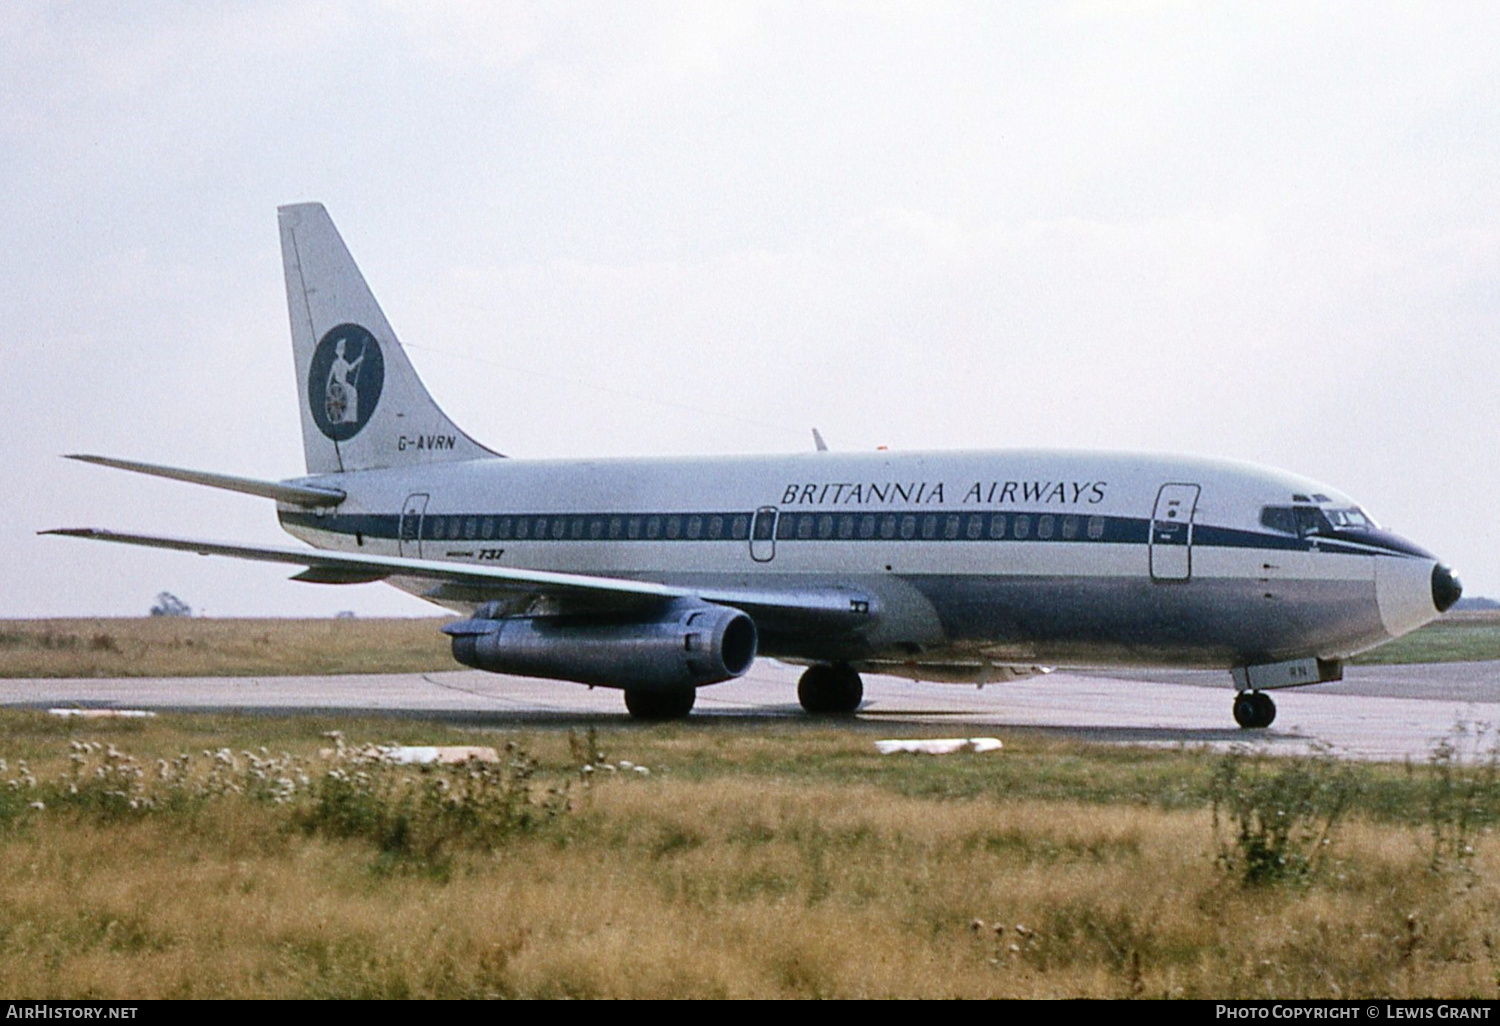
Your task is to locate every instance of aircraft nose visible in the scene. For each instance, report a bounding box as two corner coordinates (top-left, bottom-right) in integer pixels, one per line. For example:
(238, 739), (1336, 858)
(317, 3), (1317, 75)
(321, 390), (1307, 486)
(1432, 564), (1463, 613)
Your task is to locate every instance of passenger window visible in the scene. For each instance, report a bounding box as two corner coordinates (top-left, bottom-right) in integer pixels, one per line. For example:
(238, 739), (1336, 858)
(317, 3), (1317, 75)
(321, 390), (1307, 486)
(665, 516), (681, 540)
(858, 515), (876, 540)
(464, 517), (478, 540)
(481, 518), (495, 540)
(513, 518), (529, 540)
(645, 516), (662, 540)
(879, 514), (897, 539)
(817, 514), (834, 539)
(797, 515), (814, 540)
(1087, 516), (1104, 540)
(837, 514), (855, 540)
(1037, 515), (1054, 540)
(732, 515), (750, 540)
(589, 517), (604, 540)
(1014, 515), (1031, 539)
(944, 515), (961, 540)
(966, 515), (984, 540)
(707, 515), (723, 540)
(900, 515), (916, 540)
(627, 517), (641, 540)
(1061, 515), (1078, 540)
(552, 517), (568, 540)
(609, 517), (623, 540)
(921, 514), (938, 540)
(687, 516), (702, 540)
(988, 514), (1006, 540)
(568, 517), (584, 540)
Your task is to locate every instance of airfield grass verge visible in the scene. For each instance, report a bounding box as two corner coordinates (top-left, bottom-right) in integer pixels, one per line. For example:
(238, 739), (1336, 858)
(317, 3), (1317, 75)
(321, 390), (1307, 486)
(1352, 610), (1500, 665)
(0, 617), (453, 678)
(2, 611), (1497, 680)
(3, 712), (1500, 998)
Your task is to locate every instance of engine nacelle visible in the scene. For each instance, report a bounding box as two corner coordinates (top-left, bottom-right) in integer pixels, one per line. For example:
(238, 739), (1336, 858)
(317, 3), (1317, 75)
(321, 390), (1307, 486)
(444, 601), (758, 692)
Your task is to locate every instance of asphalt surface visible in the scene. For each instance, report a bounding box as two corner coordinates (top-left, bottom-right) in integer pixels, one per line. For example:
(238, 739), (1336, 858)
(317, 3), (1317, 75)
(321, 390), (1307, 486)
(5, 660), (1500, 762)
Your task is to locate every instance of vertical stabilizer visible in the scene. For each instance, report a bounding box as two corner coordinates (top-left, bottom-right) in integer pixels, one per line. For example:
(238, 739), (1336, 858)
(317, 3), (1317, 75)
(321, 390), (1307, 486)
(278, 203), (499, 474)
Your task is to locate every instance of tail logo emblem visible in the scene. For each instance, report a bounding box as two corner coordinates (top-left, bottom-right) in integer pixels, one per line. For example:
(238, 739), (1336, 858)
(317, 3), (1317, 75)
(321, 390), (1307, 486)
(309, 324), (385, 441)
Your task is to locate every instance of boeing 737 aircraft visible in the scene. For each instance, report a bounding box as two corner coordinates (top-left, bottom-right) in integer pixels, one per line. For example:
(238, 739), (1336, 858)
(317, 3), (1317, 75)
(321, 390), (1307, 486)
(47, 203), (1463, 727)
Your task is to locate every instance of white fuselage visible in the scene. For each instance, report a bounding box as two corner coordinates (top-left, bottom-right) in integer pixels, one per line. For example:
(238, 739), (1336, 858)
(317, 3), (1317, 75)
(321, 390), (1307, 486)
(279, 447), (1445, 675)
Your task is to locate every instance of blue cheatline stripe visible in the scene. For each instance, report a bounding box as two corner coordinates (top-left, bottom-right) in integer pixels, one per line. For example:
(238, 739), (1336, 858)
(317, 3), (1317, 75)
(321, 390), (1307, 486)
(278, 509), (1423, 558)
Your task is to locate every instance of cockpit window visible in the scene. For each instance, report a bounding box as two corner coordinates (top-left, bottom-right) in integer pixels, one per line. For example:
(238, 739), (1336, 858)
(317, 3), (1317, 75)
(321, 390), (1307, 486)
(1261, 505), (1373, 536)
(1260, 506), (1299, 534)
(1259, 505), (1328, 536)
(1324, 507), (1372, 530)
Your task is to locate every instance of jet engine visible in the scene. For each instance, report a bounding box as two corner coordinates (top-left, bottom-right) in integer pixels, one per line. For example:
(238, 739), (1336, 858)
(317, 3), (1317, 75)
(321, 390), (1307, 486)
(444, 600), (758, 691)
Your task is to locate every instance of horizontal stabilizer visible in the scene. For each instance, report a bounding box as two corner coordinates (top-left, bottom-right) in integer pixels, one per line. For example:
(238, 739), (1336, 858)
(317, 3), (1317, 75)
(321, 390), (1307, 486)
(67, 455), (345, 507)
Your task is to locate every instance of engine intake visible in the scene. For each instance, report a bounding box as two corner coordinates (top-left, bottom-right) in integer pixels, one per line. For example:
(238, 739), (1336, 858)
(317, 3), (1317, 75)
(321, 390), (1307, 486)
(444, 601), (758, 692)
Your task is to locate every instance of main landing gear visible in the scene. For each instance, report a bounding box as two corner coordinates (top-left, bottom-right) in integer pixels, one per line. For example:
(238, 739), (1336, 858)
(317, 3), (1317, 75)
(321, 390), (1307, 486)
(624, 686), (696, 721)
(1232, 690), (1276, 729)
(798, 664), (864, 715)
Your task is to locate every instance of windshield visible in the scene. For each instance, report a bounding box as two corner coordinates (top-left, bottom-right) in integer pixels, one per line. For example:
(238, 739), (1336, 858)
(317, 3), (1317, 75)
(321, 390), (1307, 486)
(1324, 507), (1374, 530)
(1260, 505), (1374, 537)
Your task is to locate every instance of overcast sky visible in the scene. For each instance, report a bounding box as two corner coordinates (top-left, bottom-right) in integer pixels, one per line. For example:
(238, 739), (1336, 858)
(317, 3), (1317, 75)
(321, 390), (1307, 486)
(3, 1), (1498, 619)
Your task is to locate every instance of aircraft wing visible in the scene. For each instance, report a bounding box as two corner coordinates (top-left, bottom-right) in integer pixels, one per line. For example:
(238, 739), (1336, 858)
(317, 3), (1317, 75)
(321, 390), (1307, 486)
(42, 528), (877, 633)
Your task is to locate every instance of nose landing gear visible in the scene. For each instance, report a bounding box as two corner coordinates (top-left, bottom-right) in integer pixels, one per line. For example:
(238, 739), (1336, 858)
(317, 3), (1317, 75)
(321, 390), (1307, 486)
(1232, 690), (1276, 729)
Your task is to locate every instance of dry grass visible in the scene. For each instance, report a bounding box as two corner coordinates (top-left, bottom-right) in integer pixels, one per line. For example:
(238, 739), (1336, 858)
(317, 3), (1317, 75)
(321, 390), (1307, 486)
(2, 609), (1497, 680)
(2, 715), (1500, 998)
(0, 618), (452, 678)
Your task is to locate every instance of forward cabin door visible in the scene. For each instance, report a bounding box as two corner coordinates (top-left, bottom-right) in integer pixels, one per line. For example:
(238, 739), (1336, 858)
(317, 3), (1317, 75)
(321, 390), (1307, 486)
(1150, 483), (1200, 582)
(399, 493), (429, 558)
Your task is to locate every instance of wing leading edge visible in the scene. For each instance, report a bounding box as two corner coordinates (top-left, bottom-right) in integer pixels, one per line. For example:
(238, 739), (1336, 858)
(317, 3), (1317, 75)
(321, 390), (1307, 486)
(41, 527), (878, 633)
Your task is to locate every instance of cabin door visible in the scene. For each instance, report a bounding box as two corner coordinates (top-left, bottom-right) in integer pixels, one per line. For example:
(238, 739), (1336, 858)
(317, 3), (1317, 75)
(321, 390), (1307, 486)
(1149, 483), (1200, 582)
(750, 506), (778, 562)
(399, 493), (429, 558)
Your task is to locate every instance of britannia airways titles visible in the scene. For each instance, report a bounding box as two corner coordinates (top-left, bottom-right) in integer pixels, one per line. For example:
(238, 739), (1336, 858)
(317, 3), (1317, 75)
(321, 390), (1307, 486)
(779, 480), (1109, 507)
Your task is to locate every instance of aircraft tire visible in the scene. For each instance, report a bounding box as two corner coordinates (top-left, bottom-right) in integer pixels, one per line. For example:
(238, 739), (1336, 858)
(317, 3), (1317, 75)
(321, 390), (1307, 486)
(798, 664), (864, 715)
(1253, 692), (1276, 728)
(1233, 691), (1276, 729)
(624, 686), (696, 720)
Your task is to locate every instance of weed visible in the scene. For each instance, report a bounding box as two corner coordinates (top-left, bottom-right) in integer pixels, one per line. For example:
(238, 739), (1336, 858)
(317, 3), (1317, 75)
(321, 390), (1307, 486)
(297, 736), (572, 866)
(0, 732), (574, 870)
(1210, 745), (1357, 886)
(1425, 723), (1500, 874)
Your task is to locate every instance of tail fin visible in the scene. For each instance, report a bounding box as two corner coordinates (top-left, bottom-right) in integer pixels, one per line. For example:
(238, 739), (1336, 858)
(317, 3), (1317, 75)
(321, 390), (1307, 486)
(278, 203), (499, 474)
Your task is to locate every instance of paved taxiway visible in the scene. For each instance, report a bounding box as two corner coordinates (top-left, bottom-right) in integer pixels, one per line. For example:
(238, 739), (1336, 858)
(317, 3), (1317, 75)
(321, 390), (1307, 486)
(4, 661), (1500, 762)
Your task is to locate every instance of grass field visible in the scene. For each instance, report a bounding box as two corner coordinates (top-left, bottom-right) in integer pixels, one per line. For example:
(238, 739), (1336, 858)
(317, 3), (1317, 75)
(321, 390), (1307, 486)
(2, 712), (1499, 998)
(1352, 610), (1500, 665)
(3, 614), (1498, 996)
(0, 617), (453, 678)
(2, 610), (1498, 680)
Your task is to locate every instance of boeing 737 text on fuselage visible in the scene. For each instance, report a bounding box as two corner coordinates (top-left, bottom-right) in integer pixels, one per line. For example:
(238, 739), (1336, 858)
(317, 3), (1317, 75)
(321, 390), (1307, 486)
(47, 203), (1463, 726)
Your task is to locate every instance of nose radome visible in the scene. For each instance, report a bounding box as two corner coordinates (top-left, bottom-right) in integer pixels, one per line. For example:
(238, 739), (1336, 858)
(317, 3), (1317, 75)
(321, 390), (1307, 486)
(1432, 564), (1463, 613)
